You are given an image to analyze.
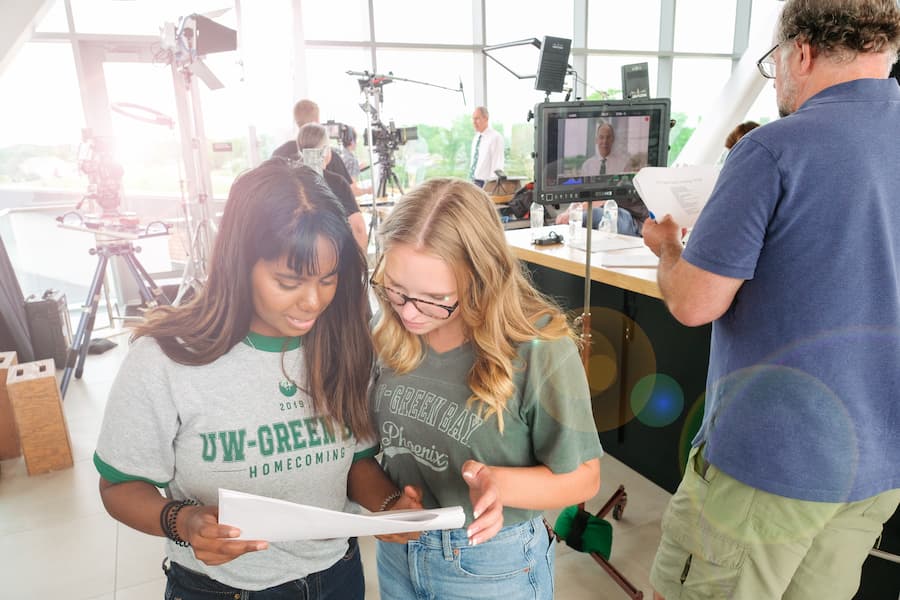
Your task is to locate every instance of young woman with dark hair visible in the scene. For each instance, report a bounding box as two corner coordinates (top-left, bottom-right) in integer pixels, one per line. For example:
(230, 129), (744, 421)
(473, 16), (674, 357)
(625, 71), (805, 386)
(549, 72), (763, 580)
(94, 160), (410, 599)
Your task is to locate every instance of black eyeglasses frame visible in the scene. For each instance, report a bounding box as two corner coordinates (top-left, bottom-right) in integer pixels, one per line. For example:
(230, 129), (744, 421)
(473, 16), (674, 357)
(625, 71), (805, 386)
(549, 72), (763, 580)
(369, 279), (459, 320)
(757, 35), (796, 80)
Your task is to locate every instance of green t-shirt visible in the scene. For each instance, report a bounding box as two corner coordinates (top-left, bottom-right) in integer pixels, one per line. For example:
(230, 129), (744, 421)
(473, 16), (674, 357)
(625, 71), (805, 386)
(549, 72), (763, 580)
(373, 333), (603, 527)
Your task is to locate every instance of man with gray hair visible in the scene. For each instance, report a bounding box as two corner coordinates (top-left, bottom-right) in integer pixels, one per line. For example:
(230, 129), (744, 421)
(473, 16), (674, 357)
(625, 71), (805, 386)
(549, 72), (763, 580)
(272, 99), (354, 186)
(469, 106), (505, 188)
(295, 123), (368, 252)
(643, 1), (900, 598)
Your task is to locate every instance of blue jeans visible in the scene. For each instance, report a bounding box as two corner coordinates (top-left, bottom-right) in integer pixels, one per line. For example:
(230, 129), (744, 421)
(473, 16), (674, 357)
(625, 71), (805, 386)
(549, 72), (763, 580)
(163, 538), (364, 600)
(376, 516), (555, 600)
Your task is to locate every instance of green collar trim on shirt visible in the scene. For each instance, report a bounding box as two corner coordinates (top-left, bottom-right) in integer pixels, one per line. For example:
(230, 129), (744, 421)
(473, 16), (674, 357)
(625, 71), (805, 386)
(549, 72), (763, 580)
(243, 332), (302, 352)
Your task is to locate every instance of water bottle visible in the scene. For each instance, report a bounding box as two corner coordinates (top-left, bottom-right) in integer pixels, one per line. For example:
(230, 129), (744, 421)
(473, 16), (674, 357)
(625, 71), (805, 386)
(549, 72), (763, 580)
(599, 199), (619, 235)
(567, 202), (583, 242)
(530, 201), (544, 240)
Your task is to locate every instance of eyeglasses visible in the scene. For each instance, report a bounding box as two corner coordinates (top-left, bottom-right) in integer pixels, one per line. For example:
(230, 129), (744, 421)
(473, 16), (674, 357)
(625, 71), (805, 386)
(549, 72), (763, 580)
(757, 36), (794, 79)
(369, 279), (459, 320)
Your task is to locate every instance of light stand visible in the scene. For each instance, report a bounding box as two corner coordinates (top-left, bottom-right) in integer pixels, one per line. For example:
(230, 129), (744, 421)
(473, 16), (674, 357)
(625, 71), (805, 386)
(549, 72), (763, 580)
(168, 29), (218, 305)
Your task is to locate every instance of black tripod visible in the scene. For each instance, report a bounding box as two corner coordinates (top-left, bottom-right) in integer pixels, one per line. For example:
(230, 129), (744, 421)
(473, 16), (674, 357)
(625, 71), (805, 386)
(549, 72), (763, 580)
(60, 241), (169, 398)
(367, 144), (405, 247)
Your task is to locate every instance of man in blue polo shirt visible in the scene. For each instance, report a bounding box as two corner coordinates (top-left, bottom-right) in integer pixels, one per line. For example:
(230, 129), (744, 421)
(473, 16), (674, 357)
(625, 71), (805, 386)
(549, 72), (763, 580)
(643, 0), (900, 598)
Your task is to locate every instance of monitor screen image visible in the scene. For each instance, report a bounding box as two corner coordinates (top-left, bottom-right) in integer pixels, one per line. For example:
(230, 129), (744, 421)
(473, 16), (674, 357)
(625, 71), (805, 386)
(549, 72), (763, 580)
(533, 99), (671, 205)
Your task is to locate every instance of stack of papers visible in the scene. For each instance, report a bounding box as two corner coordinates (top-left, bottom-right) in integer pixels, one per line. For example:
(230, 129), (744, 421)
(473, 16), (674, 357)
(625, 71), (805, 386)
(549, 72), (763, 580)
(600, 253), (659, 268)
(218, 488), (465, 541)
(633, 166), (720, 228)
(568, 234), (645, 254)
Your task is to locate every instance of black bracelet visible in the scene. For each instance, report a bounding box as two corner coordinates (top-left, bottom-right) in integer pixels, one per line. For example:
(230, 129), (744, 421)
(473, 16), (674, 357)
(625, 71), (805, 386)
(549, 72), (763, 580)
(379, 490), (402, 512)
(160, 499), (199, 547)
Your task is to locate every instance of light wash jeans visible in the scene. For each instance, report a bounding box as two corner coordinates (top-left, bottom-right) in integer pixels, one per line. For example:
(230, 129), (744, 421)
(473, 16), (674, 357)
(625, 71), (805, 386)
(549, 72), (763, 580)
(376, 516), (555, 600)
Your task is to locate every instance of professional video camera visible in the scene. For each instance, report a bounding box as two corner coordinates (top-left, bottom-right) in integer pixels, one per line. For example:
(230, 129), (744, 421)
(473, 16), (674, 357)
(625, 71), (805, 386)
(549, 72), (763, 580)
(77, 129), (124, 215)
(323, 120), (354, 146)
(364, 120), (418, 154)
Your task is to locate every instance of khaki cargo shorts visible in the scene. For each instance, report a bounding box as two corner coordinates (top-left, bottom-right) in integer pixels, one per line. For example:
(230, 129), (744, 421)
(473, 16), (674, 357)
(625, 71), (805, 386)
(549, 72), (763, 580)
(650, 446), (900, 600)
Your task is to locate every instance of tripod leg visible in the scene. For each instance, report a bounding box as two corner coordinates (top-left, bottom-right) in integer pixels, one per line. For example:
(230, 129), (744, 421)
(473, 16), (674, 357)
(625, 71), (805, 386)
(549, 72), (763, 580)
(61, 252), (109, 397)
(368, 171), (390, 249)
(376, 169), (388, 200)
(123, 250), (170, 306)
(389, 171), (405, 196)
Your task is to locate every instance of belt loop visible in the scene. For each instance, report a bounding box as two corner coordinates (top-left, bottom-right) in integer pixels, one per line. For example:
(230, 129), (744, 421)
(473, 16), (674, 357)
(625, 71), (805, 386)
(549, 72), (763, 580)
(696, 444), (711, 480)
(441, 529), (454, 561)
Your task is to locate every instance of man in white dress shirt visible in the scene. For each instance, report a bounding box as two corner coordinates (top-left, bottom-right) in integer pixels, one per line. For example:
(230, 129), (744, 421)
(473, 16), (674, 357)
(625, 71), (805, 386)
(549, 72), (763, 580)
(580, 121), (633, 176)
(469, 106), (505, 188)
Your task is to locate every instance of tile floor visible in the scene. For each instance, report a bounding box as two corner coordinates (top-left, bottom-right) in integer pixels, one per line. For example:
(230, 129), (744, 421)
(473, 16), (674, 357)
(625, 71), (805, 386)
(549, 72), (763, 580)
(1, 328), (672, 599)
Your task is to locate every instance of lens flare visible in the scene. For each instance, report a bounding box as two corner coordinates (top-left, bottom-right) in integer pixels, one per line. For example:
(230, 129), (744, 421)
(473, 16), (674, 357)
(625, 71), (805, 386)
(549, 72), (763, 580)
(630, 373), (684, 428)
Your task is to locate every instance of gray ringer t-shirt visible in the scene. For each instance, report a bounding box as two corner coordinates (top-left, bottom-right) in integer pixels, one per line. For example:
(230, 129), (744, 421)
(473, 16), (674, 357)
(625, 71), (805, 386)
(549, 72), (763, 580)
(95, 334), (375, 590)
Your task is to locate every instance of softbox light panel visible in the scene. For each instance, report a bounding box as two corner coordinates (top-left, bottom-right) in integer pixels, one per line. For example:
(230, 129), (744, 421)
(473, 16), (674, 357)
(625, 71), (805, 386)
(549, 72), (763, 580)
(194, 14), (237, 56)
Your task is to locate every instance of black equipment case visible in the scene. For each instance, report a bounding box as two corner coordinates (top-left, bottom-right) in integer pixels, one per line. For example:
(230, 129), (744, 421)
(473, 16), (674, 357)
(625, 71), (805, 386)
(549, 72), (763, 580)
(24, 289), (72, 368)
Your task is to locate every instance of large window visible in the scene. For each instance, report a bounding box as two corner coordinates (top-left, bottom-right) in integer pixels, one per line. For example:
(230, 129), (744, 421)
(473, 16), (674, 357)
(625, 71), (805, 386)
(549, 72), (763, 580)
(0, 42), (83, 191)
(1, 0), (783, 308)
(302, 0), (371, 42)
(674, 0), (737, 54)
(69, 0), (234, 36)
(585, 55), (660, 99)
(486, 0), (573, 45)
(305, 48), (375, 130)
(374, 0), (473, 45)
(374, 49), (474, 182)
(587, 0), (661, 51)
(669, 57), (734, 162)
(5, 1), (781, 195)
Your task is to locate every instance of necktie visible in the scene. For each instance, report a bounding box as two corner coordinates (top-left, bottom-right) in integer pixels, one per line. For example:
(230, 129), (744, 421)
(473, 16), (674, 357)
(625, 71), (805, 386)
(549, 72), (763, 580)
(470, 134), (482, 180)
(600, 157), (607, 175)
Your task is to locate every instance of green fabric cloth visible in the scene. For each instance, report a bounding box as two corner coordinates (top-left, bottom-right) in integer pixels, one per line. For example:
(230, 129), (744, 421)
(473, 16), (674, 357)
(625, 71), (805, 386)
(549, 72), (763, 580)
(554, 505), (613, 560)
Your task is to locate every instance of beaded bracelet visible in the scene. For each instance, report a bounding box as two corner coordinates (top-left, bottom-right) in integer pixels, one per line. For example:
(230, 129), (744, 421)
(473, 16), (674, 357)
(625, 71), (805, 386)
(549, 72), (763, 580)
(160, 499), (199, 547)
(379, 490), (402, 512)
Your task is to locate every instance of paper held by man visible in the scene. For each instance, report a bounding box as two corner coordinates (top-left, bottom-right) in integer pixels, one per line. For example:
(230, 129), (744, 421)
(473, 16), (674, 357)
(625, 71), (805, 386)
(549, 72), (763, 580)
(633, 165), (720, 229)
(218, 488), (466, 541)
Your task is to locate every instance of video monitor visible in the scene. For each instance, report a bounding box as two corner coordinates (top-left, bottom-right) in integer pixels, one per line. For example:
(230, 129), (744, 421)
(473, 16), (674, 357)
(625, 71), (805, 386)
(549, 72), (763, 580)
(533, 98), (671, 205)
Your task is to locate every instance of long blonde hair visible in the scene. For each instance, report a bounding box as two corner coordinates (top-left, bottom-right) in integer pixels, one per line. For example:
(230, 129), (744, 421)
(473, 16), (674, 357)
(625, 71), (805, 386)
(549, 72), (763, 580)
(371, 178), (572, 431)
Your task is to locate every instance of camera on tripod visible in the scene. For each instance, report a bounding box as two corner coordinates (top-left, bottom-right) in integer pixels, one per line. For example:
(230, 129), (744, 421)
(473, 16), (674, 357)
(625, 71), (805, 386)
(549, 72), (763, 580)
(364, 120), (418, 153)
(323, 120), (354, 147)
(78, 129), (124, 216)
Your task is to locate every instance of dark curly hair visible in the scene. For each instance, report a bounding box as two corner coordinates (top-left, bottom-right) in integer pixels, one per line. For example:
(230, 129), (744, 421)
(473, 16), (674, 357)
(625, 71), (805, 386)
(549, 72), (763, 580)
(778, 0), (900, 60)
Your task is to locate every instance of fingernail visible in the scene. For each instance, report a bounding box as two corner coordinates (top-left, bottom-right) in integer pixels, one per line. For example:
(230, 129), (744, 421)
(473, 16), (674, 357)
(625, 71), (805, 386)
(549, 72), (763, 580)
(463, 471), (474, 480)
(472, 510), (480, 519)
(469, 536), (478, 546)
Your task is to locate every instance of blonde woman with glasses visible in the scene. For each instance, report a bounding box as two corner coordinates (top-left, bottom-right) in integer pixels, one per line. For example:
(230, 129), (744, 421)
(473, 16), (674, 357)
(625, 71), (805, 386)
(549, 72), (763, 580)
(369, 178), (603, 599)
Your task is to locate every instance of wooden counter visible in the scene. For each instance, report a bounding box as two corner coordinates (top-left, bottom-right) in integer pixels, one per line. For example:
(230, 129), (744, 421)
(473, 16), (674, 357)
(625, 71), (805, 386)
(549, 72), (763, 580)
(506, 225), (662, 300)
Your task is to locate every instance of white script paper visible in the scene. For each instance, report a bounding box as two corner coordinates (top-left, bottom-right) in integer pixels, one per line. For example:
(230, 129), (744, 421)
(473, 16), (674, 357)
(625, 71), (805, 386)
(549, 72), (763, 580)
(218, 488), (466, 541)
(568, 233), (645, 254)
(633, 166), (720, 228)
